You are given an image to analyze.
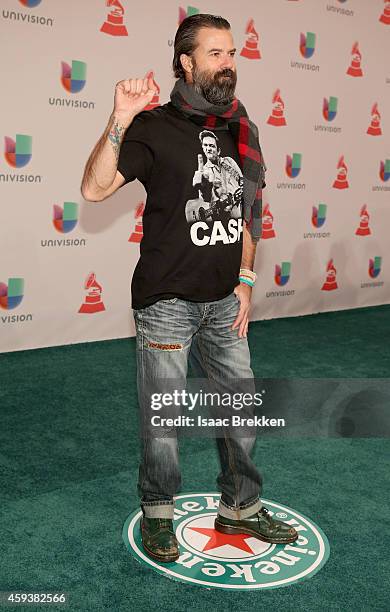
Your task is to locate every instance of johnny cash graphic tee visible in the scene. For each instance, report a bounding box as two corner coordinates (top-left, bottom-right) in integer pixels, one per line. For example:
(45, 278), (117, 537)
(117, 102), (244, 310)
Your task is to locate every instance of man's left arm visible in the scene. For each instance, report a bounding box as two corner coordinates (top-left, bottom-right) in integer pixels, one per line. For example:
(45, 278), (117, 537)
(231, 220), (257, 338)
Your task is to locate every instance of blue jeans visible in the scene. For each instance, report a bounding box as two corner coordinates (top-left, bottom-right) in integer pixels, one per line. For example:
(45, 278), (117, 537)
(133, 291), (262, 519)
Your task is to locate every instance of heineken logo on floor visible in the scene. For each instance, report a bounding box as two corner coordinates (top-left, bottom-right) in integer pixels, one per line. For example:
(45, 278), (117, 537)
(122, 493), (330, 590)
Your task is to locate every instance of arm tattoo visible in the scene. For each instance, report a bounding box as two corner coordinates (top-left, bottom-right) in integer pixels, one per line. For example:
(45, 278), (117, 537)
(108, 120), (126, 161)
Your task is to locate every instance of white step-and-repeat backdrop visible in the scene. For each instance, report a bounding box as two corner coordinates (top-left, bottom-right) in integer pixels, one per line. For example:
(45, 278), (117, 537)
(1, 0), (389, 352)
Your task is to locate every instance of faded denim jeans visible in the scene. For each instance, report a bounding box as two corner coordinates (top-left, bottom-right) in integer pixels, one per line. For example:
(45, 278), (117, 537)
(132, 291), (262, 520)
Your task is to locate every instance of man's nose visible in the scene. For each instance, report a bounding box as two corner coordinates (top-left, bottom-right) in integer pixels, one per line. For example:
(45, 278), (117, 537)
(220, 54), (235, 70)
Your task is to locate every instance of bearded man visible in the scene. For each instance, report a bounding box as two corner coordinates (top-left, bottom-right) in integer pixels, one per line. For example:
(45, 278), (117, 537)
(81, 13), (297, 564)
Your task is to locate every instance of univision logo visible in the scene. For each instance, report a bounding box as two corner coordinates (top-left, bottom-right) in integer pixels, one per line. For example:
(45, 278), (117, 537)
(291, 31), (319, 72)
(300, 32), (316, 58)
(53, 202), (78, 233)
(372, 159), (390, 191)
(286, 153), (301, 178)
(361, 256), (384, 288)
(323, 96), (338, 121)
(326, 1), (354, 16)
(304, 204), (330, 239)
(0, 278), (33, 324)
(1, 134), (42, 183)
(277, 153), (305, 189)
(179, 5), (199, 24)
(1, 0), (54, 27)
(169, 6), (199, 45)
(275, 262), (291, 286)
(19, 0), (42, 6)
(380, 159), (390, 182)
(314, 97), (341, 133)
(48, 60), (95, 110)
(40, 202), (86, 247)
(0, 278), (24, 310)
(369, 257), (381, 279)
(4, 134), (31, 168)
(312, 203), (327, 227)
(61, 60), (86, 93)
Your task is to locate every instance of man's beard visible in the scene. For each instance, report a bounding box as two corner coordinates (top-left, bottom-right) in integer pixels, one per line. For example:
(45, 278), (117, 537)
(192, 62), (237, 106)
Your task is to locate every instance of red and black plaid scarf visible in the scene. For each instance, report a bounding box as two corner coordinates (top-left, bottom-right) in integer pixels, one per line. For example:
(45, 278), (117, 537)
(170, 77), (266, 241)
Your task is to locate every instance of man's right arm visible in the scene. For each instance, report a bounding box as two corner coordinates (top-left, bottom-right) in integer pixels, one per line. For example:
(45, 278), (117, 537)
(81, 75), (157, 202)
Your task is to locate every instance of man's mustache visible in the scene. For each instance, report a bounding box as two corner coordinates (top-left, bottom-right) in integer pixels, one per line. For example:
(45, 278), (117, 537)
(215, 69), (235, 80)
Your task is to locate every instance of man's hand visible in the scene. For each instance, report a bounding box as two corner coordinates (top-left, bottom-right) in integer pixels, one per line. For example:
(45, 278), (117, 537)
(81, 73), (156, 201)
(231, 282), (252, 338)
(113, 72), (157, 125)
(193, 154), (214, 186)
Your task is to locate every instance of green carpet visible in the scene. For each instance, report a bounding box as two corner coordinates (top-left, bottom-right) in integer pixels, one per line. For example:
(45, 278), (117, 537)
(1, 305), (389, 611)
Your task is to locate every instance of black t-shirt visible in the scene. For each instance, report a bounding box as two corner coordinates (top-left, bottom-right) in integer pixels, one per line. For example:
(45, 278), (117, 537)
(117, 102), (243, 310)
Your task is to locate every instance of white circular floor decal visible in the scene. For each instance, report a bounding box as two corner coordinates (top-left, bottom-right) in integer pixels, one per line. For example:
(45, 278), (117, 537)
(122, 493), (330, 590)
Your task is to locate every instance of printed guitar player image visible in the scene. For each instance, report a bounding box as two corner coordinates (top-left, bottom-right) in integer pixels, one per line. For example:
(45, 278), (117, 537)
(186, 129), (243, 228)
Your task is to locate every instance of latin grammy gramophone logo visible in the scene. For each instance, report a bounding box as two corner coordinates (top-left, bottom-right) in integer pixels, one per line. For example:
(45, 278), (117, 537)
(261, 204), (276, 239)
(355, 204), (371, 236)
(367, 103), (382, 136)
(78, 273), (105, 314)
(321, 259), (338, 291)
(129, 202), (145, 243)
(240, 19), (261, 59)
(267, 90), (287, 127)
(100, 0), (128, 37)
(379, 1), (390, 25)
(332, 155), (349, 189)
(347, 42), (363, 77)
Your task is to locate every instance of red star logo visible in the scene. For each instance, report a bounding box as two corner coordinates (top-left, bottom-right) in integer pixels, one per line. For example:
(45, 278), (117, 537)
(188, 527), (256, 553)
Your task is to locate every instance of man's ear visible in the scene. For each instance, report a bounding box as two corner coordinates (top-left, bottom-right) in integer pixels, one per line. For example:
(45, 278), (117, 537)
(180, 53), (192, 72)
